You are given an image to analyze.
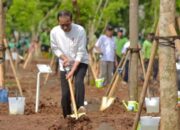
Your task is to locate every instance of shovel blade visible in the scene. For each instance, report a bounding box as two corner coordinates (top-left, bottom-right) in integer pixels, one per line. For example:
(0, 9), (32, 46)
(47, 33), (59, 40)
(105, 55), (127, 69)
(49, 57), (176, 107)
(70, 112), (86, 120)
(100, 96), (115, 111)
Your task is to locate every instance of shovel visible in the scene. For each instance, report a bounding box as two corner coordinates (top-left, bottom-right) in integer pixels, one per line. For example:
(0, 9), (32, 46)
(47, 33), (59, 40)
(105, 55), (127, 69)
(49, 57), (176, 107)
(65, 68), (86, 119)
(100, 74), (121, 111)
(105, 53), (126, 95)
(100, 50), (130, 111)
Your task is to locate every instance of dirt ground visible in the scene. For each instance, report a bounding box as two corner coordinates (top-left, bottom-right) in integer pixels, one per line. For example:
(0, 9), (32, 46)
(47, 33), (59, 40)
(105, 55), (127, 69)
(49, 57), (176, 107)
(0, 57), (160, 130)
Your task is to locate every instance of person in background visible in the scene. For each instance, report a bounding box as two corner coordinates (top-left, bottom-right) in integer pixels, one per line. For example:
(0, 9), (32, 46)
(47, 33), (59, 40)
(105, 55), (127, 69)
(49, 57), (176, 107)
(142, 33), (153, 70)
(115, 28), (128, 63)
(143, 33), (158, 81)
(16, 36), (29, 57)
(94, 25), (117, 86)
(50, 10), (88, 118)
(8, 38), (16, 51)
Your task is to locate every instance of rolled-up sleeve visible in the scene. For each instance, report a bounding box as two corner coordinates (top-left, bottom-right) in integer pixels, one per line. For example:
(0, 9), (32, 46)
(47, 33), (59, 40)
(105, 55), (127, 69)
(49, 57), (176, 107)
(50, 31), (62, 57)
(75, 29), (87, 62)
(95, 35), (103, 48)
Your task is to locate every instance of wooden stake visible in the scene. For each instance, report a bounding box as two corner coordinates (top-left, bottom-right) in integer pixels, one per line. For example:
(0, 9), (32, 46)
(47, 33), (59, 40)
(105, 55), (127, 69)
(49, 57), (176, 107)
(89, 54), (98, 80)
(132, 29), (159, 130)
(23, 52), (32, 69)
(44, 55), (55, 85)
(107, 50), (130, 97)
(4, 39), (23, 96)
(139, 51), (146, 79)
(138, 50), (151, 97)
(105, 51), (127, 96)
(0, 64), (4, 87)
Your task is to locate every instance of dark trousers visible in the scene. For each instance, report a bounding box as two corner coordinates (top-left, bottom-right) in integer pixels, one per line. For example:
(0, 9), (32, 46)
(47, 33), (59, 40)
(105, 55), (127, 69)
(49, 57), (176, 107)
(60, 63), (88, 118)
(123, 60), (129, 82)
(41, 44), (50, 52)
(116, 55), (121, 63)
(144, 59), (159, 80)
(55, 57), (59, 74)
(153, 59), (159, 80)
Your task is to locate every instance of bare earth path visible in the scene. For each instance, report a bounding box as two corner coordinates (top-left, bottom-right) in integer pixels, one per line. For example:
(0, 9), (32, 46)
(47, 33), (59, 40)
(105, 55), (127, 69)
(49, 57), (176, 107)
(0, 57), (156, 130)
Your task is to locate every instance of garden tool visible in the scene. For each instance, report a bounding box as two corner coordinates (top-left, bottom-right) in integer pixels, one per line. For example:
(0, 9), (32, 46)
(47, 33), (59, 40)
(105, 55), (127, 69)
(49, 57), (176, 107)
(65, 67), (86, 119)
(105, 53), (126, 95)
(122, 100), (138, 112)
(3, 39), (23, 96)
(132, 27), (159, 130)
(100, 50), (130, 111)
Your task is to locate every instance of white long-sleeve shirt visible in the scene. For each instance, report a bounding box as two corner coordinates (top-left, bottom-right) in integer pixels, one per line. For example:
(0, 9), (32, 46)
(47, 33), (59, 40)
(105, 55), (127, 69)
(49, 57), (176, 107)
(95, 35), (116, 62)
(121, 41), (130, 54)
(50, 23), (88, 71)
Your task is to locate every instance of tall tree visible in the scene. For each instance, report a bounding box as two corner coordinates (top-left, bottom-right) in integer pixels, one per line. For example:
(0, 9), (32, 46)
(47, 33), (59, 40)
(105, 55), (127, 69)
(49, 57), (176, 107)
(159, 0), (179, 129)
(6, 0), (43, 38)
(0, 0), (4, 88)
(129, 0), (139, 101)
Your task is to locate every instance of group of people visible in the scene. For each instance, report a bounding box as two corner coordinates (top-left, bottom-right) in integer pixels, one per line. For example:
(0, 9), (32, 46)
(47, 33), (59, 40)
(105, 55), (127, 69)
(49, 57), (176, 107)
(6, 27), (51, 62)
(94, 25), (159, 86)
(50, 10), (158, 118)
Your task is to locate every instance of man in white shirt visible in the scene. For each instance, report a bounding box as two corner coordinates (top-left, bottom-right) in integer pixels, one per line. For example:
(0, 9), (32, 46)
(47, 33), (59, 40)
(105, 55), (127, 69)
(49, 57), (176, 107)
(50, 10), (88, 118)
(95, 25), (117, 86)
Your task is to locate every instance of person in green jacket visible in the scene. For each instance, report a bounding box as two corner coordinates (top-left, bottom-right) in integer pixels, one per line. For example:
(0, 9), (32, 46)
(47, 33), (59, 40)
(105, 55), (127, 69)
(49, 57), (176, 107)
(142, 33), (154, 70)
(115, 28), (128, 63)
(143, 33), (159, 81)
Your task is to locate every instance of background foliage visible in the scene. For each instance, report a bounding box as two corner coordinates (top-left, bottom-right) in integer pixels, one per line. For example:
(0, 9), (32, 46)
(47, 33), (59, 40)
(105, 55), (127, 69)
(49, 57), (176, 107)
(2, 0), (180, 39)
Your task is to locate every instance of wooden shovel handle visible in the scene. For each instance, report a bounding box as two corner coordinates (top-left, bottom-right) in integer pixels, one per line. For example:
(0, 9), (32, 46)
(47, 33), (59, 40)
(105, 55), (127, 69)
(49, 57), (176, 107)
(68, 78), (78, 118)
(3, 39), (23, 96)
(108, 51), (130, 97)
(105, 53), (126, 96)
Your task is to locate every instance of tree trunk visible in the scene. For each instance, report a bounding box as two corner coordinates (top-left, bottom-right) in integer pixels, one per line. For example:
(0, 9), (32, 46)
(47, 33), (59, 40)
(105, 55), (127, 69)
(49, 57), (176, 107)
(129, 0), (139, 101)
(159, 0), (179, 130)
(72, 0), (80, 24)
(0, 0), (4, 88)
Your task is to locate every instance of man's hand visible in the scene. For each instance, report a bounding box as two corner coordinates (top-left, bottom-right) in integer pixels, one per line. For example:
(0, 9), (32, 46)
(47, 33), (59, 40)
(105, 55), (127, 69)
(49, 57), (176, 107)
(94, 46), (102, 54)
(66, 61), (80, 79)
(60, 54), (69, 67)
(66, 69), (74, 79)
(63, 57), (69, 67)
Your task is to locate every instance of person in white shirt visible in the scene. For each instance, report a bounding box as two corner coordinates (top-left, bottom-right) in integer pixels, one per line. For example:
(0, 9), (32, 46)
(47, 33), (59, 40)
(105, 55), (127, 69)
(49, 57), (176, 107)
(50, 10), (88, 118)
(121, 41), (130, 55)
(94, 25), (117, 86)
(121, 40), (130, 83)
